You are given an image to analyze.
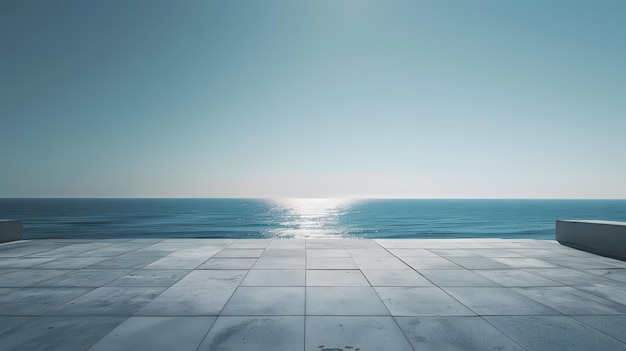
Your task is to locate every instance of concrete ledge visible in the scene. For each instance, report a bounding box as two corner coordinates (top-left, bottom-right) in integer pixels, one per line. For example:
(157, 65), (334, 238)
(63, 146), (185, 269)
(0, 220), (23, 243)
(556, 220), (626, 261)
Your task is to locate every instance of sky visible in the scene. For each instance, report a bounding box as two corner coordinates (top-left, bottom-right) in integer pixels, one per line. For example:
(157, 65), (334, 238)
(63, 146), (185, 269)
(1, 0), (625, 199)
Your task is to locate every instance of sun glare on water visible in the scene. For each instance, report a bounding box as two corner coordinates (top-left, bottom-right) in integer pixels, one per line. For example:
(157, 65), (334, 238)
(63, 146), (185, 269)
(269, 198), (354, 239)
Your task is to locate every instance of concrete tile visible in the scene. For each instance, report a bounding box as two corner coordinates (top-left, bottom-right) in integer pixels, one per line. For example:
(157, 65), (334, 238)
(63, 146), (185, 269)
(514, 287), (626, 315)
(340, 239), (383, 249)
(444, 287), (560, 315)
(375, 287), (475, 316)
(266, 239), (306, 249)
(47, 287), (165, 316)
(396, 316), (524, 350)
(467, 249), (525, 258)
(307, 287), (389, 316)
(525, 268), (621, 287)
(403, 257), (461, 270)
(545, 257), (624, 270)
(254, 257), (305, 269)
(511, 249), (562, 257)
(173, 270), (247, 288)
(307, 257), (358, 269)
(492, 257), (558, 268)
(0, 269), (70, 287)
(136, 287), (235, 316)
(0, 317), (124, 351)
(227, 239), (271, 249)
(221, 287), (305, 315)
(306, 249), (350, 258)
(240, 270), (304, 286)
(143, 256), (208, 269)
(37, 269), (131, 287)
(198, 258), (257, 270)
(163, 248), (220, 258)
(306, 316), (413, 351)
(197, 316), (304, 351)
(428, 249), (480, 257)
(0, 257), (57, 268)
(347, 249), (394, 258)
(420, 269), (499, 287)
(88, 255), (162, 269)
(88, 317), (216, 351)
(306, 240), (344, 249)
(0, 288), (90, 315)
(362, 269), (433, 287)
(476, 269), (561, 287)
(0, 317), (30, 335)
(353, 256), (410, 270)
(583, 268), (626, 283)
(260, 249), (305, 258)
(213, 249), (263, 258)
(388, 248), (438, 257)
(31, 257), (108, 269)
(575, 316), (626, 343)
(444, 257), (512, 269)
(484, 316), (626, 351)
(107, 269), (190, 287)
(578, 284), (626, 305)
(307, 270), (369, 286)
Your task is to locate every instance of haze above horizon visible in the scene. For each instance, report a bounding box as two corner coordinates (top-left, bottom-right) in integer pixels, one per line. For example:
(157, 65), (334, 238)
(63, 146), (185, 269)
(2, 0), (625, 199)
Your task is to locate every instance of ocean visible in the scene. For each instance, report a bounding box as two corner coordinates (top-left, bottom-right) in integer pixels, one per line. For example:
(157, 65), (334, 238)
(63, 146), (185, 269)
(1, 198), (625, 240)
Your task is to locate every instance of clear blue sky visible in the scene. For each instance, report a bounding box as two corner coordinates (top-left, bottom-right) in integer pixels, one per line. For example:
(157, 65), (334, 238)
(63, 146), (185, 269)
(1, 0), (625, 198)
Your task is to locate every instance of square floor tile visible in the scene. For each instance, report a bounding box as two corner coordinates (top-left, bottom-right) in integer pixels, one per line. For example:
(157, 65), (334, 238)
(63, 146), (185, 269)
(136, 286), (236, 316)
(306, 287), (389, 315)
(38, 269), (131, 287)
(578, 284), (626, 305)
(419, 269), (499, 287)
(241, 270), (304, 286)
(575, 316), (626, 343)
(107, 270), (190, 287)
(307, 270), (369, 286)
(396, 316), (524, 350)
(514, 287), (626, 315)
(375, 287), (475, 316)
(307, 258), (358, 269)
(0, 316), (124, 351)
(403, 257), (461, 270)
(492, 257), (557, 268)
(306, 316), (413, 351)
(353, 257), (410, 270)
(173, 270), (247, 288)
(198, 258), (257, 270)
(213, 249), (263, 258)
(444, 257), (512, 269)
(476, 270), (561, 287)
(0, 269), (71, 287)
(306, 249), (350, 258)
(254, 257), (305, 269)
(143, 257), (208, 269)
(197, 316), (304, 351)
(47, 287), (165, 316)
(362, 269), (433, 287)
(221, 287), (304, 315)
(0, 288), (91, 316)
(88, 317), (216, 351)
(444, 287), (560, 315)
(485, 316), (626, 351)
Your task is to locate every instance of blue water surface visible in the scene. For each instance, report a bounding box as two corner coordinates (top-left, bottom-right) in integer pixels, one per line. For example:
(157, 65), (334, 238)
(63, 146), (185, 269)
(0, 198), (625, 240)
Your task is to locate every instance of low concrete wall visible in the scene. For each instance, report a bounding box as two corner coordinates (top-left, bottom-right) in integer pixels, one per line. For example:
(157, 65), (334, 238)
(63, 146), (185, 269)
(0, 220), (23, 243)
(556, 220), (626, 261)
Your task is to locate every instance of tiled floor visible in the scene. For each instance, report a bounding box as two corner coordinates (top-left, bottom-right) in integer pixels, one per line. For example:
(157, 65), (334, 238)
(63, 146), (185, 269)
(1, 238), (626, 350)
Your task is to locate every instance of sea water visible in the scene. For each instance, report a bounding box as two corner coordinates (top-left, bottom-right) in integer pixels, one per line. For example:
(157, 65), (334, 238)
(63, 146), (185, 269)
(1, 198), (625, 240)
